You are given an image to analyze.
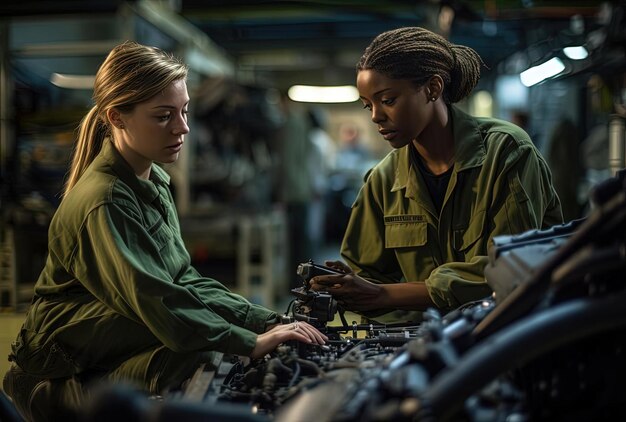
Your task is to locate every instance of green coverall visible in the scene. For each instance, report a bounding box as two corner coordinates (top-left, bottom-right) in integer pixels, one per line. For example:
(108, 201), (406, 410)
(341, 105), (563, 322)
(4, 140), (277, 419)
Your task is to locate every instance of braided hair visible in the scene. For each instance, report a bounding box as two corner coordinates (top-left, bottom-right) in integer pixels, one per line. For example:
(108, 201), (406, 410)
(357, 27), (484, 104)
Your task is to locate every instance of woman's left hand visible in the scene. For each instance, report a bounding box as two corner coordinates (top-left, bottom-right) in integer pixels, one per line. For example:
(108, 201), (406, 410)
(309, 260), (385, 311)
(251, 321), (328, 359)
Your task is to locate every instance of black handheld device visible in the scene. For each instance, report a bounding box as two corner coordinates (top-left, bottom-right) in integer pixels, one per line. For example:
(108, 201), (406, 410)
(296, 260), (344, 287)
(289, 260), (346, 330)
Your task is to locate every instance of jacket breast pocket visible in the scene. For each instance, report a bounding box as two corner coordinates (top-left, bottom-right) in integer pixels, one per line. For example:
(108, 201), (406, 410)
(385, 221), (427, 249)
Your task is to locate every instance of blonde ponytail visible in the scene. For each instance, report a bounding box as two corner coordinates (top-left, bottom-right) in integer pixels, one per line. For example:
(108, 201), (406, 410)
(63, 107), (108, 196)
(61, 41), (188, 197)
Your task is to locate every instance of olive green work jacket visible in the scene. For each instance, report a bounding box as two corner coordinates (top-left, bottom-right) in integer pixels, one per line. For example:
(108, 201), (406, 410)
(341, 105), (563, 318)
(11, 140), (276, 379)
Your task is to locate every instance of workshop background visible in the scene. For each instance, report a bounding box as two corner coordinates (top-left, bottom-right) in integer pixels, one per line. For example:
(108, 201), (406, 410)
(0, 0), (624, 381)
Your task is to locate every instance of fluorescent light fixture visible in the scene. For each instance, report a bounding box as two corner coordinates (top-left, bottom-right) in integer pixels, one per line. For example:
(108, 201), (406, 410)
(287, 85), (359, 103)
(563, 46), (588, 60)
(519, 58), (565, 87)
(50, 73), (96, 89)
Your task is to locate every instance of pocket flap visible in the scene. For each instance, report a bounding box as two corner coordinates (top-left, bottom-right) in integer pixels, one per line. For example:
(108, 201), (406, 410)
(385, 217), (427, 249)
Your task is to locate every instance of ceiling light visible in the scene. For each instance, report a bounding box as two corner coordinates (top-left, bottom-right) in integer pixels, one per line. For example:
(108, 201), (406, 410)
(50, 73), (95, 89)
(563, 46), (589, 60)
(519, 58), (565, 87)
(287, 85), (359, 103)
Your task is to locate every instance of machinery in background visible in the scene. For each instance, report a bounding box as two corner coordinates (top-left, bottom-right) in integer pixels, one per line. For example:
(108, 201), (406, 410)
(75, 169), (626, 421)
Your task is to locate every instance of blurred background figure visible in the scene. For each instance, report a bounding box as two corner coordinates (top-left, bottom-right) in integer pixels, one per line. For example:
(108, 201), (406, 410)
(579, 74), (614, 214)
(580, 123), (610, 202)
(306, 108), (336, 256)
(275, 94), (315, 288)
(545, 117), (584, 222)
(334, 122), (374, 175)
(325, 122), (377, 244)
(510, 109), (538, 142)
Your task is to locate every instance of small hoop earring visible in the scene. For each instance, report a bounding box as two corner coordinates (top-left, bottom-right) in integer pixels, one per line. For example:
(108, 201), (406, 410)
(431, 97), (437, 102)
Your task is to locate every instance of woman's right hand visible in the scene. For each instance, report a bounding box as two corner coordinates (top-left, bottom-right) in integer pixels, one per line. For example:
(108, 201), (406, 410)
(309, 260), (384, 311)
(250, 321), (328, 359)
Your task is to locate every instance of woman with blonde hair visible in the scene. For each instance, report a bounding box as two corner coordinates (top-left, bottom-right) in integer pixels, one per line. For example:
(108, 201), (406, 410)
(3, 41), (325, 421)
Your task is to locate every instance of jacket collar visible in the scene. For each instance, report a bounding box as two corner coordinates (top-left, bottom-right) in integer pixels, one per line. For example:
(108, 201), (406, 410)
(392, 104), (486, 194)
(450, 105), (486, 171)
(100, 139), (171, 203)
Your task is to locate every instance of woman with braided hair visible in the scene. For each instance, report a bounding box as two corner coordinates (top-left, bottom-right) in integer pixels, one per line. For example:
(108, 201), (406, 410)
(310, 27), (563, 323)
